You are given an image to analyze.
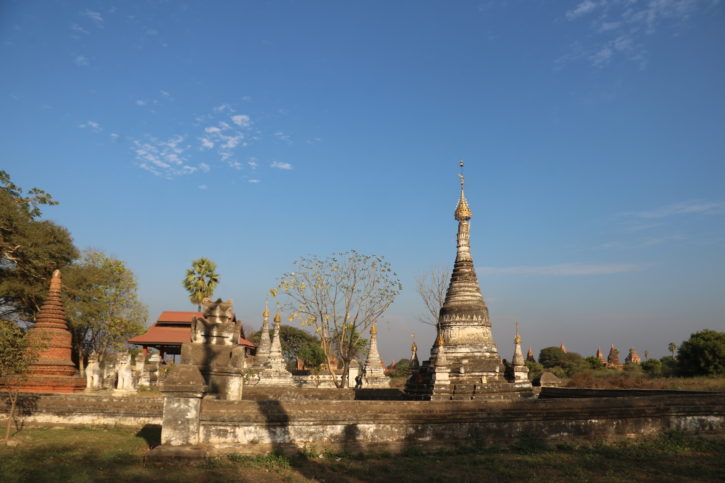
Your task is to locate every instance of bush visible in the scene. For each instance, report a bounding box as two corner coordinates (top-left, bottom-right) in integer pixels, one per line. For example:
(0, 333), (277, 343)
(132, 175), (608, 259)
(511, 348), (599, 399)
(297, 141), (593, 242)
(585, 356), (605, 370)
(677, 329), (725, 377)
(660, 356), (679, 377)
(641, 359), (662, 377)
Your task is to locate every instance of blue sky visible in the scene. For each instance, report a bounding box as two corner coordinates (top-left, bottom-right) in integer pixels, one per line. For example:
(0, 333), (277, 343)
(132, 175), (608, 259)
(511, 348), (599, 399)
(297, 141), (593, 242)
(2, 0), (724, 362)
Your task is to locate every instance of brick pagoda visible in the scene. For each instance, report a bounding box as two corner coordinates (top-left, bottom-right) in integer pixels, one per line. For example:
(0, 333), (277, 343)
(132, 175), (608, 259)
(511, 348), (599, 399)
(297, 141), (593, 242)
(18, 270), (85, 393)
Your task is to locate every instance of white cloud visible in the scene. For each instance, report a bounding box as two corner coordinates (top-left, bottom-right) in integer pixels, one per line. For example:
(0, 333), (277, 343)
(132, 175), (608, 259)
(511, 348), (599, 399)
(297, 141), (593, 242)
(135, 99), (147, 106)
(198, 162), (210, 173)
(71, 24), (89, 35)
(79, 120), (102, 132)
(274, 131), (292, 143)
(74, 55), (90, 66)
(248, 160), (258, 169)
(561, 0), (712, 68)
(204, 126), (222, 134)
(478, 263), (643, 276)
(270, 161), (293, 170)
(623, 200), (725, 219)
(200, 138), (214, 149)
(160, 90), (171, 98)
(82, 9), (103, 24)
(231, 114), (251, 127)
(213, 104), (233, 113)
(110, 132), (120, 141)
(198, 184), (208, 190)
(566, 0), (597, 20)
(132, 135), (208, 178)
(248, 179), (261, 183)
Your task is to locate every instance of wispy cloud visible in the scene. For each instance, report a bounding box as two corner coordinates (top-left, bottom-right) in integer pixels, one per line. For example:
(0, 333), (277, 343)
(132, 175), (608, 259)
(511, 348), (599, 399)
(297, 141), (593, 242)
(248, 178), (261, 184)
(270, 161), (293, 170)
(79, 120), (102, 132)
(478, 263), (643, 276)
(81, 9), (104, 25)
(596, 234), (685, 249)
(132, 135), (204, 178)
(560, 0), (714, 68)
(231, 114), (251, 127)
(74, 54), (90, 66)
(274, 131), (292, 143)
(198, 184), (208, 190)
(622, 200), (725, 219)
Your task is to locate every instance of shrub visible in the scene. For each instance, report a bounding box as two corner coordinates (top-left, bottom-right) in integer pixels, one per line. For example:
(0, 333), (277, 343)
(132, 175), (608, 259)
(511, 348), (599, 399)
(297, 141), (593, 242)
(641, 359), (662, 377)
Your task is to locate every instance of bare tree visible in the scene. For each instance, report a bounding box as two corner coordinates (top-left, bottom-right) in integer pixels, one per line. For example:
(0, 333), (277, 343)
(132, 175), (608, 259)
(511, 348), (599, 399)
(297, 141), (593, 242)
(416, 266), (450, 326)
(276, 250), (402, 388)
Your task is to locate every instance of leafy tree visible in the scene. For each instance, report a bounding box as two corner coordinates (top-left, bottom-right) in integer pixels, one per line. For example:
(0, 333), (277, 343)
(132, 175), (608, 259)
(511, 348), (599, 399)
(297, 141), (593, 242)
(677, 329), (725, 377)
(0, 319), (42, 443)
(277, 250), (402, 388)
(415, 266), (450, 327)
(1, 171), (77, 322)
(390, 358), (411, 378)
(251, 325), (326, 369)
(585, 356), (605, 370)
(183, 258), (219, 311)
(538, 346), (587, 376)
(63, 250), (147, 373)
(524, 360), (543, 381)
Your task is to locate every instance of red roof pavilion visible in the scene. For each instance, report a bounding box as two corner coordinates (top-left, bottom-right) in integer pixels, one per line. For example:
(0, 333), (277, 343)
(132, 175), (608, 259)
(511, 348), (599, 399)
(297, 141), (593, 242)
(129, 311), (255, 357)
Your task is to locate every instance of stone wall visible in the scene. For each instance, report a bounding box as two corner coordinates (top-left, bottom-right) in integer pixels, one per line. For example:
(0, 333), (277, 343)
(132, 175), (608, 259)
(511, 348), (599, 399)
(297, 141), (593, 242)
(198, 392), (725, 454)
(0, 392), (162, 427)
(3, 390), (724, 455)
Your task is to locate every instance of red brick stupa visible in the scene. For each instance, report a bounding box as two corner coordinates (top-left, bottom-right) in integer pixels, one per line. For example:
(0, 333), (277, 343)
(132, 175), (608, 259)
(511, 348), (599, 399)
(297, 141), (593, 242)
(19, 270), (85, 393)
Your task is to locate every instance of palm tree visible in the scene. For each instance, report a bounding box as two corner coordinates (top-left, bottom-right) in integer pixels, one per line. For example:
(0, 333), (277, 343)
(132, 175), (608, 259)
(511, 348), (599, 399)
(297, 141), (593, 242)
(182, 258), (219, 311)
(668, 342), (677, 359)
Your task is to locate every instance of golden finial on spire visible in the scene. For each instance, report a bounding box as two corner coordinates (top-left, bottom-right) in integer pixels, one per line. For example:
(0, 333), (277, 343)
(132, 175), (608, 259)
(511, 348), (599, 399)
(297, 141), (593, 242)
(436, 332), (444, 347)
(370, 322), (377, 335)
(454, 160), (472, 221)
(514, 321), (521, 345)
(274, 312), (281, 323)
(263, 302), (269, 318)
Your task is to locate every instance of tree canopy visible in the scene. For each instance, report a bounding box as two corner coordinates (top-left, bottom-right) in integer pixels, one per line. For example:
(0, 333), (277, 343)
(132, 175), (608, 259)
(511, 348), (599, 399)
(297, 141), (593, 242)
(538, 346), (587, 377)
(277, 250), (401, 387)
(0, 171), (77, 322)
(63, 249), (148, 371)
(677, 329), (725, 377)
(183, 258), (219, 311)
(250, 325), (326, 369)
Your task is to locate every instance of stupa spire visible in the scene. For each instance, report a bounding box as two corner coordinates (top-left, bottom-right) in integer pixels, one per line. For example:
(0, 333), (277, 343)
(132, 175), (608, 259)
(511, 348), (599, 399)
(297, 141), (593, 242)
(438, 160), (490, 332)
(255, 303), (272, 365)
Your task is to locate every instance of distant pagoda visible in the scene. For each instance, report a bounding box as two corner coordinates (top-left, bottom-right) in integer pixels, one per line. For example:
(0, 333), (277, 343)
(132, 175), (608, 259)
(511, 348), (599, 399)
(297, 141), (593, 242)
(405, 161), (532, 400)
(16, 270), (85, 393)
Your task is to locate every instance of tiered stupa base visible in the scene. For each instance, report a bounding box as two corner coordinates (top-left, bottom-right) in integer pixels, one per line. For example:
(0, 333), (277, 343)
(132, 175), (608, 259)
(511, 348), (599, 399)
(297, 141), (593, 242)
(254, 365), (294, 386)
(406, 360), (533, 401)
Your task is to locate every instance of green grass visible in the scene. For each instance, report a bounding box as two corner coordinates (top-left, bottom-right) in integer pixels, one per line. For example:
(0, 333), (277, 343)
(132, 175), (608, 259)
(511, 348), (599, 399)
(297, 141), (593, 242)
(1, 427), (724, 482)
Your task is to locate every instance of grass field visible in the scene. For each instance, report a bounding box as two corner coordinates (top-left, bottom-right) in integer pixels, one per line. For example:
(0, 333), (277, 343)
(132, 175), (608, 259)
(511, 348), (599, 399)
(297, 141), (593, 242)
(1, 426), (724, 482)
